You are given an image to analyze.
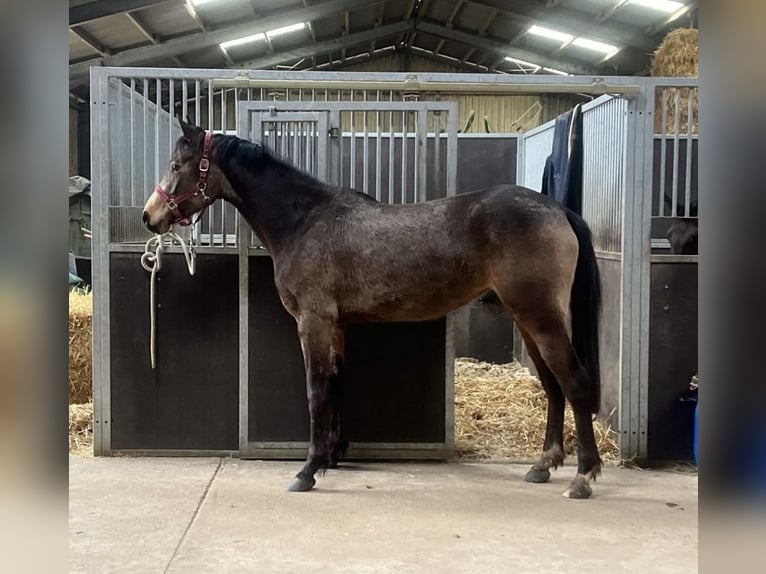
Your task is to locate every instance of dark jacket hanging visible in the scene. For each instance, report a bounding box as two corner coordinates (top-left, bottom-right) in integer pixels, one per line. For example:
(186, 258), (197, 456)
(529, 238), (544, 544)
(541, 103), (584, 215)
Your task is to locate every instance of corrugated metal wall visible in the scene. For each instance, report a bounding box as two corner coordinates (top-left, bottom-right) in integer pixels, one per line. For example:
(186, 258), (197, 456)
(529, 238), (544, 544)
(69, 107), (79, 175)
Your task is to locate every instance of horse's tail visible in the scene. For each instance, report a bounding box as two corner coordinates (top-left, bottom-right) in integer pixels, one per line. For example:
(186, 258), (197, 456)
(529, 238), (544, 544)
(565, 209), (602, 415)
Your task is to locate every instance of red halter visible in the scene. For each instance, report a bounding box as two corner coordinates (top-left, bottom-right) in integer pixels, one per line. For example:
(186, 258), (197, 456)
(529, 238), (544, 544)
(153, 131), (214, 227)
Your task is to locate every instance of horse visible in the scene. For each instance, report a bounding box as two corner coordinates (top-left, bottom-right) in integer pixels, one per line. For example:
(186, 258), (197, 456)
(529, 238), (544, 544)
(664, 195), (699, 255)
(143, 118), (604, 499)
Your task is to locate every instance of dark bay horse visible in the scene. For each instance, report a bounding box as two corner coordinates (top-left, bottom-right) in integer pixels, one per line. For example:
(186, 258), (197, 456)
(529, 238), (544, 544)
(143, 119), (604, 499)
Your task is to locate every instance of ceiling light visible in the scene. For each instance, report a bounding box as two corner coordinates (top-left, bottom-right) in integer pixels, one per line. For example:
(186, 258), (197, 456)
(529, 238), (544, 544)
(628, 0), (684, 13)
(505, 56), (541, 71)
(527, 25), (573, 43)
(219, 23), (306, 50)
(542, 67), (571, 76)
(266, 23), (307, 38)
(188, 0), (222, 6)
(220, 33), (266, 50)
(572, 37), (620, 54)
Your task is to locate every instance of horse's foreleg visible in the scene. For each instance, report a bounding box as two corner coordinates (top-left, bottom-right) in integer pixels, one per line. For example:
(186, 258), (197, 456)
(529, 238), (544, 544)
(288, 314), (336, 492)
(328, 326), (348, 468)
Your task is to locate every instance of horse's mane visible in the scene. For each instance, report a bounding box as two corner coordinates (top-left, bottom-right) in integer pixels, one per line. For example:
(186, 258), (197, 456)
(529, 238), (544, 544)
(213, 133), (377, 203)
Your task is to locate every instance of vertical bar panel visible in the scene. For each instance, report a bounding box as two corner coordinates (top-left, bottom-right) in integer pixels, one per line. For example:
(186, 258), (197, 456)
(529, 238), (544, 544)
(671, 89), (681, 217)
(659, 88), (668, 216)
(684, 88), (694, 217)
(236, 104), (250, 454)
(207, 80), (214, 245)
(350, 92), (356, 189)
(168, 79), (174, 160)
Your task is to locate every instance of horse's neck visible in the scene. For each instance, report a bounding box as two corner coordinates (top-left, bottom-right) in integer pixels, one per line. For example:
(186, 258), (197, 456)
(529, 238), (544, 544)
(221, 157), (324, 255)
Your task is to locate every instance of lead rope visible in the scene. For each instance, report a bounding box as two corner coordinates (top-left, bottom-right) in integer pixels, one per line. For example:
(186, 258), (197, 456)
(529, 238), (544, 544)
(140, 231), (197, 369)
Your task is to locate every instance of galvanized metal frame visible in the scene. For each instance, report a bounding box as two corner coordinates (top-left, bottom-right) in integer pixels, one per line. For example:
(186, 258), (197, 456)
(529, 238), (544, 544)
(235, 99), (459, 459)
(90, 66), (697, 462)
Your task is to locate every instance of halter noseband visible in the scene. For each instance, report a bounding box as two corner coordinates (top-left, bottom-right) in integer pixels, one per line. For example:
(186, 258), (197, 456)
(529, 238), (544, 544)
(153, 130), (214, 227)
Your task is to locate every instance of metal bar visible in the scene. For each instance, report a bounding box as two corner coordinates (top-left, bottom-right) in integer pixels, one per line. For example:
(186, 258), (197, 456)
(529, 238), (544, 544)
(401, 110), (407, 204)
(684, 88), (694, 217)
(221, 88), (228, 244)
(236, 106), (250, 454)
(416, 109), (427, 202)
(168, 79), (174, 161)
(363, 109), (369, 196)
(350, 91), (356, 189)
(208, 80), (214, 245)
(194, 79), (202, 245)
(434, 111), (441, 197)
(446, 107), (458, 197)
(155, 78), (160, 185)
(130, 78), (135, 206)
(143, 79), (148, 199)
(388, 110), (394, 204)
(671, 89), (681, 218)
(659, 88), (668, 216)
(375, 105), (382, 201)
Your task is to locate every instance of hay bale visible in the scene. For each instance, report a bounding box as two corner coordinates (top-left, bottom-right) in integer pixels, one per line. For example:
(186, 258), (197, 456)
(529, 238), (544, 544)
(651, 28), (698, 134)
(69, 291), (92, 404)
(69, 402), (93, 456)
(454, 358), (619, 462)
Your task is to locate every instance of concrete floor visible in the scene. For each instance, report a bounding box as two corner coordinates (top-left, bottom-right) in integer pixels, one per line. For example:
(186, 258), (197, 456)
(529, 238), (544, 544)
(69, 457), (698, 574)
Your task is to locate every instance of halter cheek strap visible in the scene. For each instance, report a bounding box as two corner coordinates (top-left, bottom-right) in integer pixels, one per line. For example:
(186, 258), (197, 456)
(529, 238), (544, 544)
(153, 131), (214, 227)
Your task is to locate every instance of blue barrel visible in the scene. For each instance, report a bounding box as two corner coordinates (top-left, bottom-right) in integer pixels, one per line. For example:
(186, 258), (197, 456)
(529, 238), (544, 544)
(693, 403), (698, 466)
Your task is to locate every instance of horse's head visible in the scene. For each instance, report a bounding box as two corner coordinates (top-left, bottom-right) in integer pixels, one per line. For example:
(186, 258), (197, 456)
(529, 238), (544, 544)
(664, 195), (699, 255)
(143, 116), (230, 234)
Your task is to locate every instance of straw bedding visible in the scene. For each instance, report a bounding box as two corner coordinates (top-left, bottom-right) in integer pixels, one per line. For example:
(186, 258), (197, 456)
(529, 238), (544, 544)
(651, 28), (698, 134)
(454, 358), (619, 462)
(69, 291), (93, 405)
(69, 402), (93, 457)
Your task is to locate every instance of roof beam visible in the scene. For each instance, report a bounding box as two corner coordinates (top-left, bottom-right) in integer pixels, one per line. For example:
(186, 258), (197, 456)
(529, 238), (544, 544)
(70, 0), (170, 26)
(69, 0), (382, 87)
(415, 20), (589, 74)
(460, 7), (497, 64)
(409, 46), (498, 74)
(236, 20), (411, 70)
(70, 27), (112, 58)
(125, 12), (184, 66)
(464, 0), (656, 52)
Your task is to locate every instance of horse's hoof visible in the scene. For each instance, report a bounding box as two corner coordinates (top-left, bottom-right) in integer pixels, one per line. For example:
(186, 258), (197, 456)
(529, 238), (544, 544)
(562, 477), (592, 499)
(524, 467), (551, 484)
(287, 476), (316, 492)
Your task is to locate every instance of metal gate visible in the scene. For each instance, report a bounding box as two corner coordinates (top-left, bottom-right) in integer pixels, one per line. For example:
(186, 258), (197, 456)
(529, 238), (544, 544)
(237, 100), (459, 458)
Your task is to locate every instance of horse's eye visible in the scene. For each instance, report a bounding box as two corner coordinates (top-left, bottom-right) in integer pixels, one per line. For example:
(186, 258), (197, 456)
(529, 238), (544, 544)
(171, 163), (180, 172)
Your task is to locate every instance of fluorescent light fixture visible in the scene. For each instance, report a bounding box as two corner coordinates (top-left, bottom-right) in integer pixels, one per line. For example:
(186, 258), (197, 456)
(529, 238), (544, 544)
(220, 33), (266, 50)
(629, 0), (684, 13)
(542, 67), (571, 76)
(188, 0), (222, 6)
(220, 22), (306, 50)
(572, 37), (620, 55)
(505, 56), (541, 71)
(527, 25), (573, 43)
(266, 22), (306, 38)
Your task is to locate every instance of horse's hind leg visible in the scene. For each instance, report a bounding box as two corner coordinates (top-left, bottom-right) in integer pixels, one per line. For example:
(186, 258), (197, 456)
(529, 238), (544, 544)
(515, 324), (566, 484)
(527, 321), (602, 499)
(288, 313), (337, 492)
(328, 326), (349, 468)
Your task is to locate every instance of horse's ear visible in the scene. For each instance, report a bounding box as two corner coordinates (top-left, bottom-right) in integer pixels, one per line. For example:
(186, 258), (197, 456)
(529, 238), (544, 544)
(177, 113), (202, 141)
